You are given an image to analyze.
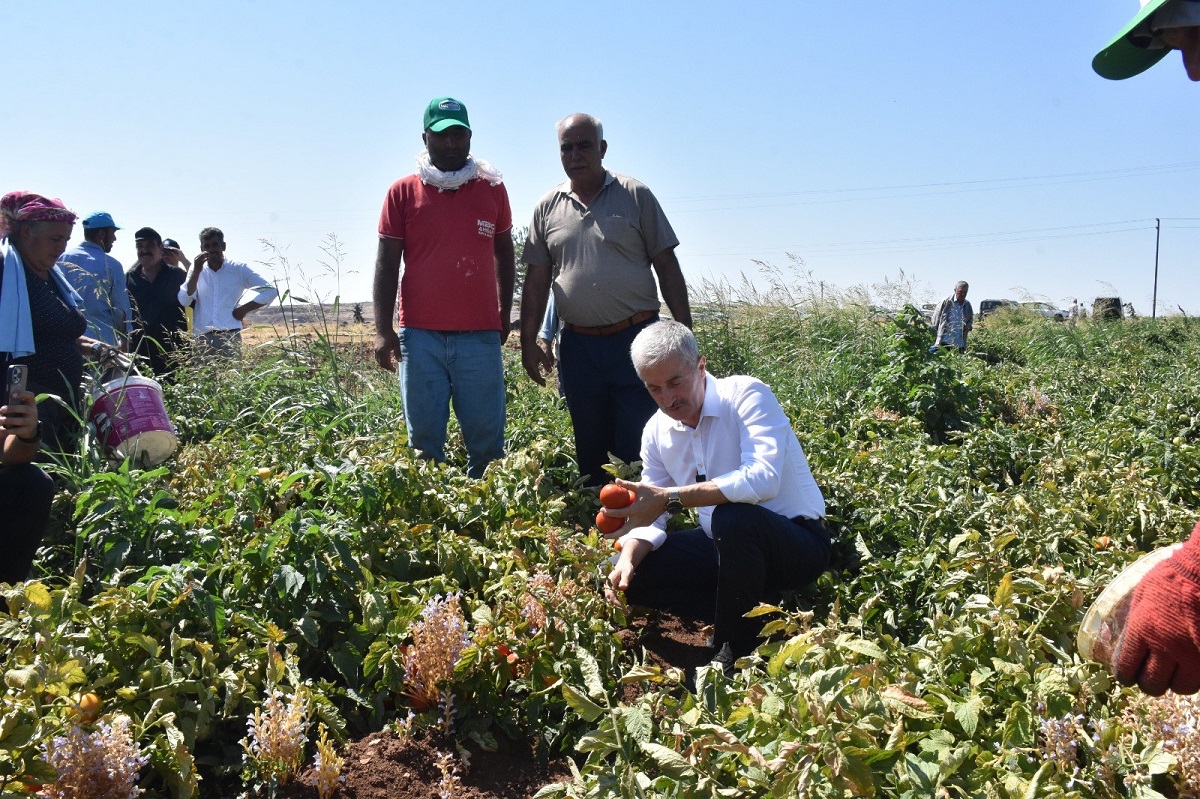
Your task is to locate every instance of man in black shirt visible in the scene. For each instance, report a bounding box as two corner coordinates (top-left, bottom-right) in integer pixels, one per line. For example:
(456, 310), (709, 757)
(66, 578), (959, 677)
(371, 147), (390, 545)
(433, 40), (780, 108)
(126, 227), (187, 377)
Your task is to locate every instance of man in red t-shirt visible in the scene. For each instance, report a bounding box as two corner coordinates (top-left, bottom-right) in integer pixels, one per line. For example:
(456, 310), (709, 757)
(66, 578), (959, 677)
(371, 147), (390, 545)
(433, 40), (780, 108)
(373, 97), (516, 478)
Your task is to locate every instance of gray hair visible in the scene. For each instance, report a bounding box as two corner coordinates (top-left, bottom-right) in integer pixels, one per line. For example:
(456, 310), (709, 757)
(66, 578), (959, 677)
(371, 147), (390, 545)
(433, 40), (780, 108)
(556, 113), (604, 143)
(630, 320), (699, 377)
(955, 280), (969, 290)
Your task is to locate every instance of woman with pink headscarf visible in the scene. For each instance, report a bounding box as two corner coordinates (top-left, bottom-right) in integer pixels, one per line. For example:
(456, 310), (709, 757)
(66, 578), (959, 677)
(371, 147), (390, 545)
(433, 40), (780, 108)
(0, 192), (76, 581)
(0, 191), (122, 457)
(1, 191), (85, 456)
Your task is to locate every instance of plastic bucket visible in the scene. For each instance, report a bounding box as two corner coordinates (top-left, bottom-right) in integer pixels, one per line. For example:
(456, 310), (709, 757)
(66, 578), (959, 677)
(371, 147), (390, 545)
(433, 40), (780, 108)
(89, 376), (178, 466)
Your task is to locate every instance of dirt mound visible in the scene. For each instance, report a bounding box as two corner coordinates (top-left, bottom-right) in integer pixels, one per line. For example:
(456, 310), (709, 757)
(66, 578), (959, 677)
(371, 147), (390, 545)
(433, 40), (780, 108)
(278, 728), (569, 799)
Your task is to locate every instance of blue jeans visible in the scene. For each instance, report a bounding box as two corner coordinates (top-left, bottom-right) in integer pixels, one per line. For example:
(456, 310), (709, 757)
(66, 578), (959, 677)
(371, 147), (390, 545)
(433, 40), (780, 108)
(398, 328), (505, 478)
(625, 504), (831, 657)
(558, 316), (659, 486)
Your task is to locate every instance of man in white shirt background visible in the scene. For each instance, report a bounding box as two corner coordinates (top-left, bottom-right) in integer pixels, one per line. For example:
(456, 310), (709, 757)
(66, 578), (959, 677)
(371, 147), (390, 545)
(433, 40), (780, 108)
(602, 320), (831, 672)
(178, 227), (277, 359)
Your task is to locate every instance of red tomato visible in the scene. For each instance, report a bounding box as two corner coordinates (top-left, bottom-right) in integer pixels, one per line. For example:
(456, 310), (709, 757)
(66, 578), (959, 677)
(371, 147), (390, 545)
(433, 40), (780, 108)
(596, 510), (624, 535)
(600, 484), (635, 510)
(613, 538), (623, 552)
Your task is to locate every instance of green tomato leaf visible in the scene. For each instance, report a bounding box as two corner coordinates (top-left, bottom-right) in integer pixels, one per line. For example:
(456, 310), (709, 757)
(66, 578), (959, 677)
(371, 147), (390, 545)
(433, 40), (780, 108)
(639, 742), (694, 777)
(561, 683), (604, 723)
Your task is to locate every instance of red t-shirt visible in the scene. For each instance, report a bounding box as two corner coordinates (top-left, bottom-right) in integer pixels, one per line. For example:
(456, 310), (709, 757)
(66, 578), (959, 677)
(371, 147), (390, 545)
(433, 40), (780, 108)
(378, 174), (512, 331)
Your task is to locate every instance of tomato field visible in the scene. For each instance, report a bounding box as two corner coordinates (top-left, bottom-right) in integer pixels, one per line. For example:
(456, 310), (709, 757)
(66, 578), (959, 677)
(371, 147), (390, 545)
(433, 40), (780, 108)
(5, 284), (1200, 798)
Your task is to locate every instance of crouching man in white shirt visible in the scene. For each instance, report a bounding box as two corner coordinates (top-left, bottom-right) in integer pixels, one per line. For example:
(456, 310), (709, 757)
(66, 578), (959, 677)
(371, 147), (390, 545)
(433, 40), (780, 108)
(604, 320), (831, 672)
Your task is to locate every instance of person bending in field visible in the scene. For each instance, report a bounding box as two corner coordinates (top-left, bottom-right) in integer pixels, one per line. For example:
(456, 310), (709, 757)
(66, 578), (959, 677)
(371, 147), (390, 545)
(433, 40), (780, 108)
(1089, 0), (1200, 696)
(601, 320), (831, 673)
(372, 97), (515, 479)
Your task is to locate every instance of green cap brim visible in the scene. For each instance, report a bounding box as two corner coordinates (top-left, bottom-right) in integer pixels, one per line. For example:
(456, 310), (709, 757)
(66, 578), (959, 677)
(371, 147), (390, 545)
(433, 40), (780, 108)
(427, 119), (470, 133)
(1093, 0), (1174, 79)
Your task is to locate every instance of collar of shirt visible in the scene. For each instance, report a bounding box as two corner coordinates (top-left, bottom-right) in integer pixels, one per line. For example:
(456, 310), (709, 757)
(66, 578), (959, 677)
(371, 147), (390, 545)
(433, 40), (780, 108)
(554, 170), (616, 205)
(668, 372), (720, 432)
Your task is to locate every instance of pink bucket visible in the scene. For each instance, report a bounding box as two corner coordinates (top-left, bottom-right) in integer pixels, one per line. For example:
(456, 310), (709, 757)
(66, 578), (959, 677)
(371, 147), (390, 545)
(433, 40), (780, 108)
(90, 376), (178, 466)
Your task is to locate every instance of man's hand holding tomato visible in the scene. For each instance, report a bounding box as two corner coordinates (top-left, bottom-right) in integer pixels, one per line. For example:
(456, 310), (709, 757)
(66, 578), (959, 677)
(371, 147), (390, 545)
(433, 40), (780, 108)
(597, 478), (672, 535)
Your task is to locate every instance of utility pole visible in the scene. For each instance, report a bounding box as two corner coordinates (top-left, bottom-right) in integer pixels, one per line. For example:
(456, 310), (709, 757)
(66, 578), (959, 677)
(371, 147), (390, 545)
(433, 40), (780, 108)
(1153, 218), (1161, 319)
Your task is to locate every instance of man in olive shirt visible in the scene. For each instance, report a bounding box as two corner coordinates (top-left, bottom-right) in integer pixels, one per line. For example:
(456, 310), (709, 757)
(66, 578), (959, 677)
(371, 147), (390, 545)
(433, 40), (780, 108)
(519, 113), (691, 485)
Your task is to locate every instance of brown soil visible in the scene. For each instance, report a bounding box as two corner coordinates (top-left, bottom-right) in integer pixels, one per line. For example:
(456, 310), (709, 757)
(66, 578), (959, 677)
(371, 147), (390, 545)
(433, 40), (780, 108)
(277, 729), (570, 799)
(617, 611), (714, 703)
(273, 611), (704, 798)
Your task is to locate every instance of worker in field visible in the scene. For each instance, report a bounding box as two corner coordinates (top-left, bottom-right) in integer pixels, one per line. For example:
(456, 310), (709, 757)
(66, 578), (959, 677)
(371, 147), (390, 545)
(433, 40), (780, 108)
(1090, 0), (1200, 696)
(519, 113), (692, 486)
(600, 321), (830, 675)
(931, 281), (972, 352)
(372, 97), (515, 479)
(178, 227), (277, 360)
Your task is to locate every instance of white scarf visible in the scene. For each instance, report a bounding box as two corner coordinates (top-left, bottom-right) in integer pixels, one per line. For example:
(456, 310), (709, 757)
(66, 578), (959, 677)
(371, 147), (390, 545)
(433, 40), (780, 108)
(0, 239), (34, 357)
(0, 240), (84, 358)
(415, 152), (504, 191)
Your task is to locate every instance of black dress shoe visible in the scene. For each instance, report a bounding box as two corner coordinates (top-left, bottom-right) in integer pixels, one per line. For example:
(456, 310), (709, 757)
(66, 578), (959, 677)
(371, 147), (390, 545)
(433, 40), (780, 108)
(709, 642), (737, 678)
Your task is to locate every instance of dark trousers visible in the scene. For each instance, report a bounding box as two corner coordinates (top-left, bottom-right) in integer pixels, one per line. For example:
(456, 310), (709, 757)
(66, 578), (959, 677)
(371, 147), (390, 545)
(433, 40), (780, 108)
(625, 503), (831, 657)
(558, 317), (659, 486)
(0, 463), (55, 584)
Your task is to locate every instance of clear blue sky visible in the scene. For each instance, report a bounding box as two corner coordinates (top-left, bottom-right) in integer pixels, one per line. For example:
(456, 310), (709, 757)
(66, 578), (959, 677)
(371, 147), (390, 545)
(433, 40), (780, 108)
(6, 0), (1198, 314)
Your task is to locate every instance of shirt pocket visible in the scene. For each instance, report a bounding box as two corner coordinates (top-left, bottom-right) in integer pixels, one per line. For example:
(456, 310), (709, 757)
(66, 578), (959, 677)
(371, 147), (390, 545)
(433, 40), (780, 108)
(595, 214), (646, 260)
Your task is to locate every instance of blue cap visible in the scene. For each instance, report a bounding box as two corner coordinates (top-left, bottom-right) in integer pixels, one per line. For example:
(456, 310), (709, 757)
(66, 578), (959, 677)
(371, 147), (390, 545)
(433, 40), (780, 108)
(82, 211), (120, 230)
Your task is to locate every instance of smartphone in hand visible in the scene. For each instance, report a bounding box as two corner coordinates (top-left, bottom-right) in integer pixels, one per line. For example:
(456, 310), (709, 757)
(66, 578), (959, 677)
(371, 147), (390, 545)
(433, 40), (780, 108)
(2, 364), (28, 408)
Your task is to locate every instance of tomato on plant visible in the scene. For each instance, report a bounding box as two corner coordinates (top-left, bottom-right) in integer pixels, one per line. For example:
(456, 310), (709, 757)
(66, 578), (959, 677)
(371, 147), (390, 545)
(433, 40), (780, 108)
(599, 484), (635, 510)
(73, 692), (102, 721)
(1093, 536), (1112, 551)
(613, 538), (623, 552)
(596, 510), (623, 535)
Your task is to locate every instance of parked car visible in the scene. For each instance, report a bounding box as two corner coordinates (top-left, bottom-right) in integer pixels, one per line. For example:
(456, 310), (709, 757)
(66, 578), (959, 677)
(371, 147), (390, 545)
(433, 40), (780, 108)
(1021, 301), (1068, 321)
(1093, 296), (1124, 320)
(979, 299), (1018, 319)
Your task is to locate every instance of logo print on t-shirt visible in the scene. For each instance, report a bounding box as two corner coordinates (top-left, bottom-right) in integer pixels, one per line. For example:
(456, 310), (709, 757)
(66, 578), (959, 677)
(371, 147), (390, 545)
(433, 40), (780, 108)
(477, 219), (496, 238)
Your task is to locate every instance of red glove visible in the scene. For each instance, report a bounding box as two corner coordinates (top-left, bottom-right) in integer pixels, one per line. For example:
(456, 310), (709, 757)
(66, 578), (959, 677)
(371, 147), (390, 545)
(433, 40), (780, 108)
(1116, 523), (1200, 696)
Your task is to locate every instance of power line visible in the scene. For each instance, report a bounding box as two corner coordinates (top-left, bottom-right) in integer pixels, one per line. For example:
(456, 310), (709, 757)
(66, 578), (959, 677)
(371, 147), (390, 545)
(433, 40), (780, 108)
(664, 162), (1200, 205)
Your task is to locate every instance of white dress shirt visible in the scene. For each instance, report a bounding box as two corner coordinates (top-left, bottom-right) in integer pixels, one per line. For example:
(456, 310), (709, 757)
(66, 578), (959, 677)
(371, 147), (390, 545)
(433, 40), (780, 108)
(625, 373), (826, 550)
(178, 260), (277, 334)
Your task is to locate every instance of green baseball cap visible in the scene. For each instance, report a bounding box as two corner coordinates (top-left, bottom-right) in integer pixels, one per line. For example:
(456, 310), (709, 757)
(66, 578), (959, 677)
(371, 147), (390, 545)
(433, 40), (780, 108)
(423, 97), (471, 132)
(1093, 0), (1175, 79)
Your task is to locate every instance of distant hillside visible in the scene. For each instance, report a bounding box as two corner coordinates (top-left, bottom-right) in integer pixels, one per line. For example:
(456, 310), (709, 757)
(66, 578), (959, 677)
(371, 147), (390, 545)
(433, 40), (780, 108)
(252, 301), (375, 328)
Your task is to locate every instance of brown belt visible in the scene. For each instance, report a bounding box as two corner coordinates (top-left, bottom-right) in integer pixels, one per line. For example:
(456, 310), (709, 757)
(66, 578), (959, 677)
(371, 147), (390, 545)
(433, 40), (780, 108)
(562, 310), (657, 336)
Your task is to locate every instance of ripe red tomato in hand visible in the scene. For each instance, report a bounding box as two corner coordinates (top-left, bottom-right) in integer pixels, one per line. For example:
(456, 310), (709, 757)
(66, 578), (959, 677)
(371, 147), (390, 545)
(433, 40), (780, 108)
(596, 510), (624, 534)
(600, 484), (635, 509)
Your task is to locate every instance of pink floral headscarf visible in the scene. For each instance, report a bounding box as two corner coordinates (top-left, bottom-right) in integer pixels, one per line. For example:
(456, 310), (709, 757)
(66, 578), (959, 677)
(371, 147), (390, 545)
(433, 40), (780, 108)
(0, 191), (78, 239)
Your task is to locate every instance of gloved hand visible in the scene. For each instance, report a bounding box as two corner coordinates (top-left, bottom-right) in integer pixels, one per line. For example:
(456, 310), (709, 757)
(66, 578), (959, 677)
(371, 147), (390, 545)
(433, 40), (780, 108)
(1116, 523), (1200, 696)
